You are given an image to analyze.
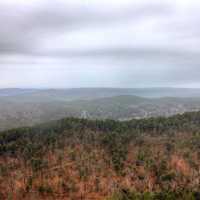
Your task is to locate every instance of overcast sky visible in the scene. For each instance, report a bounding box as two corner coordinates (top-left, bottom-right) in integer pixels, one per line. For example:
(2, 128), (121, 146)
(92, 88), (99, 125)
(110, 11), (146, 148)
(0, 0), (200, 88)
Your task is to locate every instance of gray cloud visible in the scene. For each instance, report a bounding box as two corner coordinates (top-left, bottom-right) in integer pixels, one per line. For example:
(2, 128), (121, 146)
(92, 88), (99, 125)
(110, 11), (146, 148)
(0, 0), (173, 55)
(0, 0), (200, 88)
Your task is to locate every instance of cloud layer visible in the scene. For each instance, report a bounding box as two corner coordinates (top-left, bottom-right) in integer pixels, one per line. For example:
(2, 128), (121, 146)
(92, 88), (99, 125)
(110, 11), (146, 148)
(0, 0), (200, 88)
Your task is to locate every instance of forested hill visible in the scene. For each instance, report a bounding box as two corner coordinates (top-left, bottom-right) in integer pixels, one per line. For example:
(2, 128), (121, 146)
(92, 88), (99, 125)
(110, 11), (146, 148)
(1, 110), (200, 147)
(1, 111), (200, 199)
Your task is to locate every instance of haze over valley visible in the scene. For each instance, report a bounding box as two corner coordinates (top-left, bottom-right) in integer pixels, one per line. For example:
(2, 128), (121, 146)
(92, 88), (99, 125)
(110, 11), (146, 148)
(1, 88), (200, 131)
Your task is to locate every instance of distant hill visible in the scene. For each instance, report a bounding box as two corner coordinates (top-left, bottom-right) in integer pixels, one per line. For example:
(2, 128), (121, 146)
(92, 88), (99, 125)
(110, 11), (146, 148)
(1, 89), (200, 130)
(2, 88), (200, 100)
(66, 95), (200, 120)
(0, 88), (39, 97)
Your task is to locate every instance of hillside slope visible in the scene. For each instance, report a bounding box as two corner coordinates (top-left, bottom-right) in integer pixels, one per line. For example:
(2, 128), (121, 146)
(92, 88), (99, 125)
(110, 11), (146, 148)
(1, 112), (200, 199)
(0, 94), (200, 131)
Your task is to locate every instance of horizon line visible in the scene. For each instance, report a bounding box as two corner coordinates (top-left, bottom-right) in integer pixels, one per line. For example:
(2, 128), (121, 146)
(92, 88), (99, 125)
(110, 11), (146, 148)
(1, 87), (200, 90)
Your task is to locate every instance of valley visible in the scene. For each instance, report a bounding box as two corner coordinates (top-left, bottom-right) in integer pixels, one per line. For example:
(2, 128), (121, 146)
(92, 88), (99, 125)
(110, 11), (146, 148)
(1, 88), (200, 131)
